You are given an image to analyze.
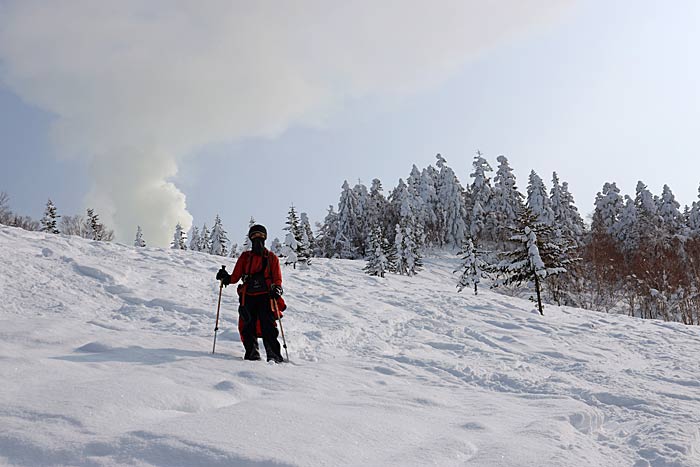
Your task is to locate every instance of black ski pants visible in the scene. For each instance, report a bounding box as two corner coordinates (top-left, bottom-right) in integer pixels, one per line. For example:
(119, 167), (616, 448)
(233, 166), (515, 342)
(241, 293), (282, 361)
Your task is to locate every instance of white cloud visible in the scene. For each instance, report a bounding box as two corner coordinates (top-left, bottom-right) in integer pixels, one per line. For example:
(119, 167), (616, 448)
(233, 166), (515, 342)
(0, 0), (572, 245)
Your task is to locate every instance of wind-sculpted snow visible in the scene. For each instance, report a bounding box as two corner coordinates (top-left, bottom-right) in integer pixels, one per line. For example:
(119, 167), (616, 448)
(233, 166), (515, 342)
(1, 225), (699, 466)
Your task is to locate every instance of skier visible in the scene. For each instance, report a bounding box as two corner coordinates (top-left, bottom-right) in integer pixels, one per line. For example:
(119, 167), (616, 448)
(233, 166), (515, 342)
(216, 224), (285, 362)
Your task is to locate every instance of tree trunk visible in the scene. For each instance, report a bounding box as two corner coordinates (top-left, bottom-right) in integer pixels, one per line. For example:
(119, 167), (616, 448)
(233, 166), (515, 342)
(534, 274), (544, 315)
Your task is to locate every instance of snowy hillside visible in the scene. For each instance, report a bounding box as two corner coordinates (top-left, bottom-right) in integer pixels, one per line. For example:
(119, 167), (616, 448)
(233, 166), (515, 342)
(1, 226), (699, 467)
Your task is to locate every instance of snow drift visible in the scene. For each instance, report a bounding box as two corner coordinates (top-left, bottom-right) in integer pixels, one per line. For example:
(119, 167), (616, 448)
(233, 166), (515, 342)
(1, 226), (699, 466)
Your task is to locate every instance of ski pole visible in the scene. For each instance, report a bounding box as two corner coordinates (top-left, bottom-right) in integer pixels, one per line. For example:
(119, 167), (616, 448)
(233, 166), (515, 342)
(212, 266), (225, 354)
(271, 297), (289, 362)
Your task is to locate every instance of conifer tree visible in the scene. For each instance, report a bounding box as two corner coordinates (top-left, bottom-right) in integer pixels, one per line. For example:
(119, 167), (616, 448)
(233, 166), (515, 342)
(84, 208), (113, 241)
(209, 215), (228, 256)
(658, 184), (683, 236)
(271, 237), (283, 256)
(494, 208), (575, 315)
(455, 237), (490, 295)
(435, 154), (468, 248)
(200, 223), (211, 253)
(229, 243), (239, 258)
(40, 199), (60, 234)
(317, 205), (340, 258)
(419, 166), (441, 246)
(526, 170), (554, 226)
(491, 155), (524, 243)
(282, 232), (299, 268)
(364, 226), (391, 277)
(367, 179), (389, 240)
(189, 226), (201, 251)
(134, 226), (146, 247)
(171, 223), (187, 250)
(591, 182), (624, 236)
(335, 181), (361, 259)
(469, 151), (494, 241)
(300, 212), (316, 257)
(394, 223), (422, 276)
(687, 186), (700, 237)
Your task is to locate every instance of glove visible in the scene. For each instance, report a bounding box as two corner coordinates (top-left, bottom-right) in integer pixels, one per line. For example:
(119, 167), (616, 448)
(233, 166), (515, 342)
(216, 266), (231, 286)
(271, 284), (283, 298)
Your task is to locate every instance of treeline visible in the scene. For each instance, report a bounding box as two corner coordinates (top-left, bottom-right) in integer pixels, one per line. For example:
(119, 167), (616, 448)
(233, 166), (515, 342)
(312, 153), (700, 325)
(0, 193), (113, 241)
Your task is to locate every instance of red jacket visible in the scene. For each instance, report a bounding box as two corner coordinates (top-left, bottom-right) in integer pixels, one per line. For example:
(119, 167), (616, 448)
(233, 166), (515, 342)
(231, 249), (282, 296)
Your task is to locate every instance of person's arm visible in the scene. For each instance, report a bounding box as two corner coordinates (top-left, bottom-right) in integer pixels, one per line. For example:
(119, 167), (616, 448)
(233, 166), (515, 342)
(230, 252), (248, 284)
(270, 254), (282, 287)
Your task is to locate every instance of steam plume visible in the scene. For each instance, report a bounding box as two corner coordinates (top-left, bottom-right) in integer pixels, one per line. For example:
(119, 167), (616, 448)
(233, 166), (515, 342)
(0, 0), (572, 245)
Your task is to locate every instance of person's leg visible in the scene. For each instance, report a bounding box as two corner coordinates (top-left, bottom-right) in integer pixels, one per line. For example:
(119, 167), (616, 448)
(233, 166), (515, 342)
(257, 297), (282, 362)
(240, 301), (260, 360)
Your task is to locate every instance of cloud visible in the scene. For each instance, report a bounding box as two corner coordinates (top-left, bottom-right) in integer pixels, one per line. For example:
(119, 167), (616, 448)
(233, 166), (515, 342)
(0, 0), (573, 246)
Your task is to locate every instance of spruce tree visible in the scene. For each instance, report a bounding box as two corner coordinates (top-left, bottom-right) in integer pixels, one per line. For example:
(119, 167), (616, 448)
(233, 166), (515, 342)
(455, 237), (490, 295)
(316, 205), (339, 258)
(282, 233), (299, 268)
(209, 215), (228, 256)
(494, 208), (575, 315)
(171, 223), (187, 250)
(469, 151), (494, 242)
(491, 155), (524, 243)
(134, 226), (146, 247)
(364, 226), (390, 277)
(189, 226), (201, 251)
(200, 223), (211, 253)
(335, 181), (361, 259)
(526, 170), (554, 226)
(435, 154), (468, 248)
(40, 199), (60, 234)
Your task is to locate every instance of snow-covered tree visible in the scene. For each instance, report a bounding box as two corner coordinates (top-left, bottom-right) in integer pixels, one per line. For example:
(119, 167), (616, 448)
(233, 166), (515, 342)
(367, 179), (389, 238)
(270, 237), (283, 256)
(316, 205), (339, 258)
(171, 223), (187, 250)
(550, 173), (585, 242)
(40, 199), (60, 234)
(494, 208), (575, 315)
(591, 182), (624, 236)
(229, 243), (239, 258)
(353, 181), (370, 256)
(209, 215), (228, 256)
(490, 155), (524, 243)
(282, 233), (299, 268)
(455, 237), (491, 295)
(526, 170), (554, 226)
(469, 151), (494, 241)
(300, 212), (316, 257)
(419, 166), (441, 246)
(364, 226), (391, 277)
(610, 195), (639, 252)
(335, 180), (361, 259)
(189, 226), (200, 251)
(134, 226), (146, 247)
(394, 223), (422, 276)
(435, 154), (468, 248)
(658, 184), (683, 236)
(200, 223), (211, 253)
(688, 185), (700, 237)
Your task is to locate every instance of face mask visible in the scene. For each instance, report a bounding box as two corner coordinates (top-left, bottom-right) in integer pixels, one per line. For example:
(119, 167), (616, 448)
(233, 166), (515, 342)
(252, 237), (265, 254)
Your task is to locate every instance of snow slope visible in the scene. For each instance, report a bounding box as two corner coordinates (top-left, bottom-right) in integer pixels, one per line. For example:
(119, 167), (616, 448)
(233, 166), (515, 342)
(1, 225), (699, 467)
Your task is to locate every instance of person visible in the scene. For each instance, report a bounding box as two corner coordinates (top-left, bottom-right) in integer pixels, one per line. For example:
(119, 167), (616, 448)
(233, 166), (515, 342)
(216, 224), (285, 362)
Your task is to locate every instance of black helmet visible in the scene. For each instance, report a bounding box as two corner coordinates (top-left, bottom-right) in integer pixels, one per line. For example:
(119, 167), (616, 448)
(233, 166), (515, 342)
(248, 224), (267, 240)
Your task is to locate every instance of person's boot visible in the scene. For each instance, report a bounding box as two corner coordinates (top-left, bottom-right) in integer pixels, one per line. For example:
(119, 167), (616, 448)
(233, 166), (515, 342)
(244, 340), (261, 360)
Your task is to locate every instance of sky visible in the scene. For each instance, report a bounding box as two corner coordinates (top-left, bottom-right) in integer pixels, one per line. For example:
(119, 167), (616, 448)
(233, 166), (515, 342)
(0, 0), (699, 247)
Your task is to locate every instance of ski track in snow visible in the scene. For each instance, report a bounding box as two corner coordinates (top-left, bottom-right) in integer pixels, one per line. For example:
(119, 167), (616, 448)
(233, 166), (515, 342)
(1, 226), (700, 467)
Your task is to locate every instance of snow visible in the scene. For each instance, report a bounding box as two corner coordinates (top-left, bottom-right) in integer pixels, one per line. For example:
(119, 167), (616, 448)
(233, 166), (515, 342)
(1, 225), (700, 467)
